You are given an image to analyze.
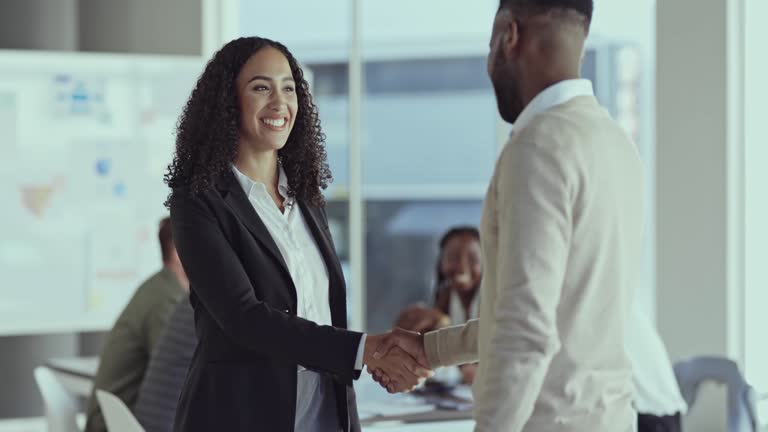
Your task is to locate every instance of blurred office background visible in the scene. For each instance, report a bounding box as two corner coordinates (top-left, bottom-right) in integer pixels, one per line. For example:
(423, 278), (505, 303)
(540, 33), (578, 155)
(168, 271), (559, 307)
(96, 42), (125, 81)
(0, 0), (766, 431)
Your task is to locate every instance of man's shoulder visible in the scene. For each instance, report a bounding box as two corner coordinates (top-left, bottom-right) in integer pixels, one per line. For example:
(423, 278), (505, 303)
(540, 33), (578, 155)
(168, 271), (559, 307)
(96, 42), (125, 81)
(120, 270), (182, 319)
(501, 97), (626, 167)
(498, 120), (579, 173)
(141, 269), (183, 296)
(521, 96), (609, 137)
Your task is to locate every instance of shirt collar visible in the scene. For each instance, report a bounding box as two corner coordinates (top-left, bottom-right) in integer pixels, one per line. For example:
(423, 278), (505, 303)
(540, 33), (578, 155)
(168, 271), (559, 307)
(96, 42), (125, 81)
(511, 78), (594, 133)
(230, 162), (291, 200)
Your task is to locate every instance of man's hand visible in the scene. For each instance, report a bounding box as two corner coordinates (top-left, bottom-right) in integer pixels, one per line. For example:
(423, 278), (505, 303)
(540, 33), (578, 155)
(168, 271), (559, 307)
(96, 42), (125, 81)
(364, 346), (428, 393)
(364, 328), (432, 392)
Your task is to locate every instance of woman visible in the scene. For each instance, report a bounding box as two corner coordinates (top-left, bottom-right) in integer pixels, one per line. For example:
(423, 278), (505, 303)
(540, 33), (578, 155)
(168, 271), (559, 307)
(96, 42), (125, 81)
(393, 227), (482, 384)
(164, 37), (425, 432)
(433, 226), (482, 385)
(433, 226), (482, 324)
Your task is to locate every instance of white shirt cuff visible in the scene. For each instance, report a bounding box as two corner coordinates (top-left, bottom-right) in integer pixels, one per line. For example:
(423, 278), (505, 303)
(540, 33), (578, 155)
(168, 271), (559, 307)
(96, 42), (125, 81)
(354, 334), (367, 370)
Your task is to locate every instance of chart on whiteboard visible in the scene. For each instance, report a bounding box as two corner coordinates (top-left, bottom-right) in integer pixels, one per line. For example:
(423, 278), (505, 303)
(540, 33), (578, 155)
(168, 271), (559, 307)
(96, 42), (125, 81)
(0, 52), (201, 334)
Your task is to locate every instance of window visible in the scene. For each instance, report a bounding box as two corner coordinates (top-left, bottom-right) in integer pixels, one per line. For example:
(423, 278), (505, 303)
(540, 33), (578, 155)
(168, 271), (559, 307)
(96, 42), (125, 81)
(744, 0), (768, 417)
(236, 0), (658, 331)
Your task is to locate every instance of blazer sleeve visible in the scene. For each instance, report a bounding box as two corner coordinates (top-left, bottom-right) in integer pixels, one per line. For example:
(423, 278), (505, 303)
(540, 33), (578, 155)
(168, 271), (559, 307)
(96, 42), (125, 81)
(423, 319), (480, 368)
(473, 135), (572, 432)
(170, 191), (363, 383)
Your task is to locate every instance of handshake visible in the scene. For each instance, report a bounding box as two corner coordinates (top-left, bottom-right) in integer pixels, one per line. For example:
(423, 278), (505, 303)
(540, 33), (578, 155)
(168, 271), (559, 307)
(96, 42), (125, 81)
(362, 328), (434, 393)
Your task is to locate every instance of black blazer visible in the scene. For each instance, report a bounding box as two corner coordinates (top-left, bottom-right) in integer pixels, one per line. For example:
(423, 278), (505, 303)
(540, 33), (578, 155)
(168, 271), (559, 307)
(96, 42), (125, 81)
(170, 171), (363, 432)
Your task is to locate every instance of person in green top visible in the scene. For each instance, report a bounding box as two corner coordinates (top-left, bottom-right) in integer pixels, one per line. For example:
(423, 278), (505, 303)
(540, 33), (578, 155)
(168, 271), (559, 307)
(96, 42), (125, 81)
(85, 217), (189, 432)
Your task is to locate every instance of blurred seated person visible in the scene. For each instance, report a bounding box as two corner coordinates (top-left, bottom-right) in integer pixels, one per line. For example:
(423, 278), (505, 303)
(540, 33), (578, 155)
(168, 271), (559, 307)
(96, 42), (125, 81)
(85, 217), (189, 432)
(134, 297), (196, 432)
(433, 226), (482, 324)
(395, 226), (482, 384)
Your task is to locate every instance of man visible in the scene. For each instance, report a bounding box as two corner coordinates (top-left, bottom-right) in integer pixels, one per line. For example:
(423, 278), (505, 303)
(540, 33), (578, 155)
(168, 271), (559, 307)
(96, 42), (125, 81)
(372, 1), (645, 431)
(85, 217), (189, 432)
(134, 298), (196, 432)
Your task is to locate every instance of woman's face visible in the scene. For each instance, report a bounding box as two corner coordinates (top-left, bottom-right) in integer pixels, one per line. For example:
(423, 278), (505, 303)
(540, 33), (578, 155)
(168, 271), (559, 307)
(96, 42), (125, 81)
(439, 233), (482, 294)
(235, 47), (299, 153)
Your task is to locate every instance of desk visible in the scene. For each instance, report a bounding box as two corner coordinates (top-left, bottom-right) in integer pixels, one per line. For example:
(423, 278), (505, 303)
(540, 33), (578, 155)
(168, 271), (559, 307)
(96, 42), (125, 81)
(43, 356), (473, 430)
(361, 409), (473, 431)
(363, 419), (473, 431)
(356, 374), (474, 430)
(46, 356), (99, 398)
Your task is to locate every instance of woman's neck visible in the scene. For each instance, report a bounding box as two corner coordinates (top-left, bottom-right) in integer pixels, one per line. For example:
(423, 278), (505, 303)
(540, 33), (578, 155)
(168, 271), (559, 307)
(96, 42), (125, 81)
(234, 147), (279, 189)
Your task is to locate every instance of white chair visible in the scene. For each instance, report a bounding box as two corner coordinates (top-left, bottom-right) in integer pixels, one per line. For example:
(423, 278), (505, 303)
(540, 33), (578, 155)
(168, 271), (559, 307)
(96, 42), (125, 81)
(33, 366), (81, 432)
(674, 356), (759, 432)
(95, 390), (145, 432)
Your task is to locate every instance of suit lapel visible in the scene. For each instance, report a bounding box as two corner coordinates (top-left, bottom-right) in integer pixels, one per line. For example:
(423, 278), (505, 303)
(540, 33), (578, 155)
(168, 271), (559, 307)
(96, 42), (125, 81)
(216, 173), (292, 281)
(216, 172), (345, 325)
(299, 203), (347, 327)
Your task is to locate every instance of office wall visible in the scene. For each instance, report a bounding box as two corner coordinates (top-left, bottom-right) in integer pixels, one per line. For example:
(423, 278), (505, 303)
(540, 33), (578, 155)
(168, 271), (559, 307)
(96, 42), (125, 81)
(0, 5), (85, 412)
(0, 0), (78, 50)
(0, 335), (79, 418)
(79, 0), (201, 55)
(0, 1), (204, 419)
(744, 0), (768, 402)
(0, 0), (201, 55)
(656, 0), (744, 430)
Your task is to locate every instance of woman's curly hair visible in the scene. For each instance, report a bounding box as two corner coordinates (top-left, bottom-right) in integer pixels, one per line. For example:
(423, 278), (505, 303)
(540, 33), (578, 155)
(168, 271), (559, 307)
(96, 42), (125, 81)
(164, 36), (331, 207)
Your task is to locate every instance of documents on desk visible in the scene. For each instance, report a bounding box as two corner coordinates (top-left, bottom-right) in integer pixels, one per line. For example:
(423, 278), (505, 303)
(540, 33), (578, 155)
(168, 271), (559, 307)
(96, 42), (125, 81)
(356, 374), (473, 423)
(358, 397), (436, 419)
(356, 375), (435, 419)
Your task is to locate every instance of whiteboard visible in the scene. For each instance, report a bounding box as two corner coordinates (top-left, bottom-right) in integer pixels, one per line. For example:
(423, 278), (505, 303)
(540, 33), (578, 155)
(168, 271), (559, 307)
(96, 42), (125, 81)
(0, 50), (202, 335)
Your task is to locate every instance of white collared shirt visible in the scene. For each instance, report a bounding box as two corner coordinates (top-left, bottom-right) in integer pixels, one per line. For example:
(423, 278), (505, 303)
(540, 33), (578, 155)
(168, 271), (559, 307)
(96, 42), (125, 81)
(231, 164), (363, 432)
(511, 78), (595, 133)
(448, 290), (480, 324)
(626, 304), (688, 416)
(232, 164), (333, 330)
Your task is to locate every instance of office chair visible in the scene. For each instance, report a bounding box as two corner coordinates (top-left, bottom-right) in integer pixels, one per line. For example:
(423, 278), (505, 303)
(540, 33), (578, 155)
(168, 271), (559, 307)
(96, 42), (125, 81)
(96, 390), (145, 432)
(674, 356), (759, 432)
(33, 366), (81, 432)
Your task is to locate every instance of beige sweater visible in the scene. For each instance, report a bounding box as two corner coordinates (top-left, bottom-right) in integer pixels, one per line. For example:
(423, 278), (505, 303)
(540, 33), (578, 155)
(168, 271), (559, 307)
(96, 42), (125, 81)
(424, 96), (644, 432)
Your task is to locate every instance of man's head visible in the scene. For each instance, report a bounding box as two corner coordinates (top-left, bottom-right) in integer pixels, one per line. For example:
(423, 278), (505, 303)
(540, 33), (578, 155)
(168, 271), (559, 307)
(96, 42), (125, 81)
(488, 0), (593, 123)
(158, 217), (189, 291)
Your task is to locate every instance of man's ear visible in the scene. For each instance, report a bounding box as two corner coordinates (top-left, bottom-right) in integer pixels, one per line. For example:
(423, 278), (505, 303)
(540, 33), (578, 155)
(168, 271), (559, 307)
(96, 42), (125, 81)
(502, 17), (521, 60)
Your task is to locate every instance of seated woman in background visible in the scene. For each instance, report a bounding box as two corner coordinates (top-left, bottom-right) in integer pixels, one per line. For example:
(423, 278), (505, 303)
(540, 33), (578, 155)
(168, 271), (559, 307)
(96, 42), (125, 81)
(395, 226), (482, 384)
(433, 226), (482, 324)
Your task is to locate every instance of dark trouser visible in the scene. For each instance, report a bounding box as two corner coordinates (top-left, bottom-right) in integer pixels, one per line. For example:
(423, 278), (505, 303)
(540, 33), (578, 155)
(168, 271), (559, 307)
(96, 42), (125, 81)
(638, 412), (682, 432)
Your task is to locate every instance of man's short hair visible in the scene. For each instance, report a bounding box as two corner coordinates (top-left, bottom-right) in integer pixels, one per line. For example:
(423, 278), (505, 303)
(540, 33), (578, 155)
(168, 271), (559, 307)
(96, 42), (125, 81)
(499, 0), (594, 31)
(158, 217), (174, 263)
